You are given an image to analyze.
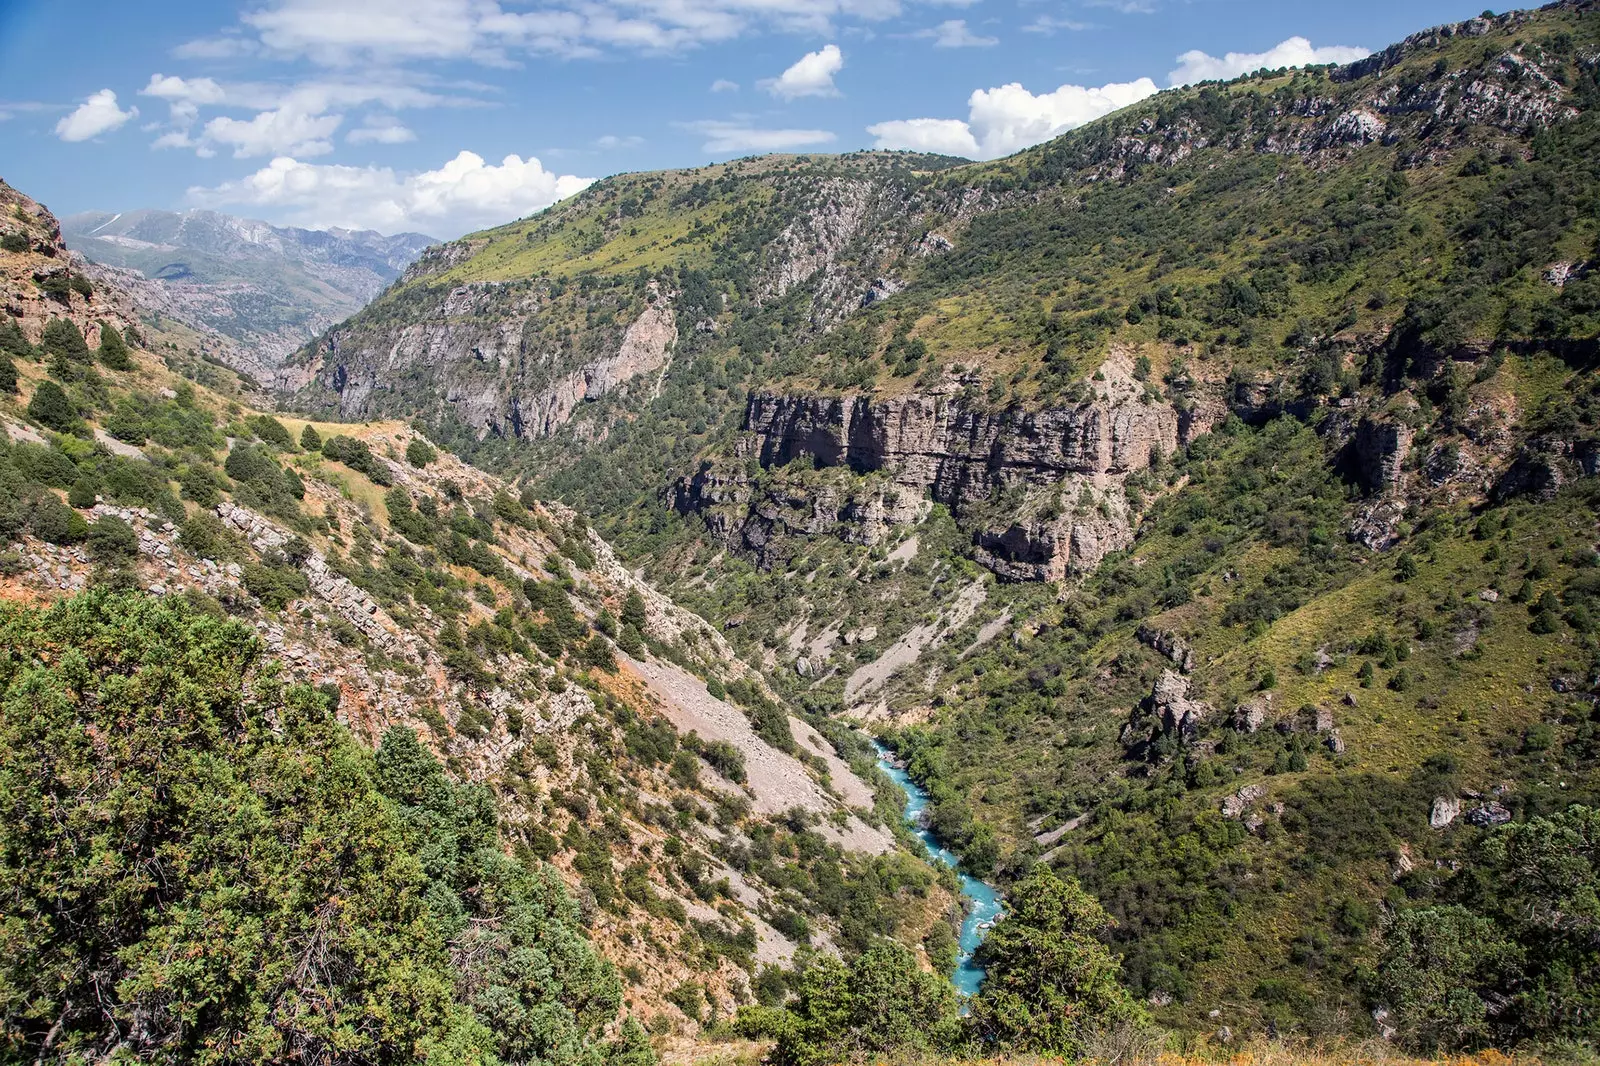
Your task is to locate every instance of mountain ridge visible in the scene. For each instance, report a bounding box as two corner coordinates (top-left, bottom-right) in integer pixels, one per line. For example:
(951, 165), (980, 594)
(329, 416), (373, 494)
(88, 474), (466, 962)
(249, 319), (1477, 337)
(60, 206), (437, 371)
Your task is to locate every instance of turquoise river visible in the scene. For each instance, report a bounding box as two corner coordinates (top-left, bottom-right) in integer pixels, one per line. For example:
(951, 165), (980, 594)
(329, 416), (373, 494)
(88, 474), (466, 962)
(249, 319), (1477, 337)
(873, 742), (1003, 998)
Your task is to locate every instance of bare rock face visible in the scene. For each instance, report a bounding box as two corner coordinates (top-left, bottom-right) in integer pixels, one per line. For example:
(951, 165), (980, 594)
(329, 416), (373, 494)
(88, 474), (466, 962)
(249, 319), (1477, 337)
(1352, 418), (1414, 495)
(297, 281), (675, 440)
(1494, 436), (1600, 501)
(1, 180), (147, 354)
(677, 355), (1195, 581)
(1123, 670), (1214, 756)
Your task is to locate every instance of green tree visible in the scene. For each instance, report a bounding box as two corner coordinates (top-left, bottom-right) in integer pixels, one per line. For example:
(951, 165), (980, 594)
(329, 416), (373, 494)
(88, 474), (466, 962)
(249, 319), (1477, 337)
(0, 591), (494, 1063)
(39, 318), (89, 364)
(250, 414), (295, 449)
(621, 588), (649, 633)
(96, 321), (132, 370)
(970, 866), (1144, 1057)
(300, 423), (323, 451)
(1374, 906), (1517, 1050)
(407, 437), (438, 467)
(772, 943), (957, 1066)
(25, 380), (81, 433)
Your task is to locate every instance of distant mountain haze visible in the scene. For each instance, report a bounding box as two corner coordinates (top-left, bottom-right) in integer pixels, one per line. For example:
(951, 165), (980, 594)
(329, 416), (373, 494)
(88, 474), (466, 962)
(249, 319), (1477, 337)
(61, 208), (436, 367)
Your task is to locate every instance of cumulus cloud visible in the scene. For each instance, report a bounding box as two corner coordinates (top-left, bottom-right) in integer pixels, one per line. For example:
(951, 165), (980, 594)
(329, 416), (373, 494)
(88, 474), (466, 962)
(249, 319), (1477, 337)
(867, 33), (1369, 162)
(679, 120), (836, 153)
(710, 78), (740, 93)
(204, 104), (343, 157)
(55, 89), (138, 142)
(138, 76), (451, 156)
(762, 44), (844, 99)
(190, 149), (592, 237)
(918, 19), (996, 47)
(141, 74), (228, 123)
(869, 76), (1156, 160)
(861, 117), (978, 157)
(1168, 36), (1369, 86)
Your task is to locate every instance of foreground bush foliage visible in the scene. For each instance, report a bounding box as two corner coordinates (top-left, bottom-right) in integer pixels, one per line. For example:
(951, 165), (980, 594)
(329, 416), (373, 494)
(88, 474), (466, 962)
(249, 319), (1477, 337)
(0, 590), (645, 1066)
(971, 866), (1145, 1057)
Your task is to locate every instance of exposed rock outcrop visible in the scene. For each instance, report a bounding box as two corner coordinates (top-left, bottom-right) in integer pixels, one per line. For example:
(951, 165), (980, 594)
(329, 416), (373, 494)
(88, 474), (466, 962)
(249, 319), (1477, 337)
(296, 281), (675, 439)
(677, 352), (1201, 581)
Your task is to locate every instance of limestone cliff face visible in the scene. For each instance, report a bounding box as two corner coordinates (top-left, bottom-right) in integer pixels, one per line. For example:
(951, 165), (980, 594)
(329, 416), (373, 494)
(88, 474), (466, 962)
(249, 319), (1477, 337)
(293, 282), (675, 440)
(677, 355), (1200, 581)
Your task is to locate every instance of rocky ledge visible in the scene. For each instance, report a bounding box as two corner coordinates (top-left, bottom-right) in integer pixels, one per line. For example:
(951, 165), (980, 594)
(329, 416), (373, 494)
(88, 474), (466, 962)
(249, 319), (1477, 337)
(676, 352), (1204, 581)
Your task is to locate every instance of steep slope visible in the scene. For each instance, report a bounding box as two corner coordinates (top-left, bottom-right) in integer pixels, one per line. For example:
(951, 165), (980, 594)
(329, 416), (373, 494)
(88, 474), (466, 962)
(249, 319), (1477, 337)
(270, 1), (1600, 1047)
(1, 186), (951, 1034)
(63, 208), (435, 370)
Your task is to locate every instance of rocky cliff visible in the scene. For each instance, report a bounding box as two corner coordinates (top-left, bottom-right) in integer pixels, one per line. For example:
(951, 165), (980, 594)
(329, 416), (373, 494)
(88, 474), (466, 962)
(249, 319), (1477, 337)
(677, 351), (1200, 580)
(291, 279), (677, 439)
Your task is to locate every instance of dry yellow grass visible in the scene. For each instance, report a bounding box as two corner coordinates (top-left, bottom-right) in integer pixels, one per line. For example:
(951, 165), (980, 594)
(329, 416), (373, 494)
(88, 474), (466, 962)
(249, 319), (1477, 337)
(659, 1037), (1554, 1066)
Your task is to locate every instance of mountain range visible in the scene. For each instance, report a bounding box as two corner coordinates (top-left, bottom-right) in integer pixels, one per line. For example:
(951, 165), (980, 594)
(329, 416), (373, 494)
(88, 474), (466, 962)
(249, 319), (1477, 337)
(60, 207), (435, 372)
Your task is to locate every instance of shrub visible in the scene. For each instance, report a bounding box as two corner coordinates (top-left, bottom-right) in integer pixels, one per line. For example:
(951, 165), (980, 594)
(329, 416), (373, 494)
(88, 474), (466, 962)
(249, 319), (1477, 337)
(87, 516), (139, 562)
(0, 593), (632, 1064)
(178, 512), (243, 562)
(772, 943), (957, 1066)
(971, 866), (1145, 1057)
(242, 561), (309, 610)
(406, 438), (436, 467)
(250, 415), (295, 450)
(26, 493), (88, 544)
(96, 322), (132, 370)
(299, 424), (322, 451)
(322, 435), (392, 486)
(26, 381), (81, 433)
(39, 319), (89, 364)
(67, 476), (98, 509)
(1374, 906), (1515, 1051)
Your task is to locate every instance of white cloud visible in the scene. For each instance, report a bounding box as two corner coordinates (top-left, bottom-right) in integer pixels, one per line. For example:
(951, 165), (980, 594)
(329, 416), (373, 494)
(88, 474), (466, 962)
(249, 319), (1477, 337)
(710, 78), (740, 93)
(594, 134), (645, 149)
(172, 35), (259, 59)
(1023, 15), (1090, 34)
(762, 44), (843, 99)
(204, 104), (344, 157)
(55, 89), (138, 142)
(190, 149), (592, 238)
(679, 120), (836, 153)
(348, 119), (416, 143)
(138, 78), (452, 156)
(245, 0), (497, 63)
(869, 76), (1156, 160)
(1168, 36), (1368, 86)
(1085, 0), (1156, 12)
(917, 19), (996, 47)
(862, 117), (978, 156)
(212, 0), (900, 64)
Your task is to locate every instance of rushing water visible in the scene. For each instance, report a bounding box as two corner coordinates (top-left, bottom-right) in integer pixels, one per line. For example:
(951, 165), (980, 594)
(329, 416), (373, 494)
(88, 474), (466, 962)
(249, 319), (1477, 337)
(874, 742), (1003, 998)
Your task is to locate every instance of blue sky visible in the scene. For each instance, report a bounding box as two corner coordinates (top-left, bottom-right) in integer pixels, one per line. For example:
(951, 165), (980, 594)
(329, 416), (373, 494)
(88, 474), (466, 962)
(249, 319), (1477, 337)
(1, 0), (1494, 239)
